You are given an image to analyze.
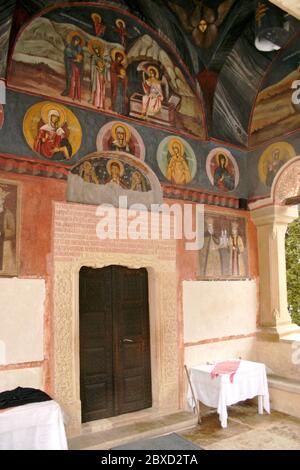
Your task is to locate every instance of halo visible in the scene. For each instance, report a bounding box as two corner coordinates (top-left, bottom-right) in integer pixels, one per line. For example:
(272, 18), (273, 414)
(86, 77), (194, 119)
(167, 138), (184, 156)
(116, 18), (125, 28)
(147, 65), (159, 79)
(216, 151), (228, 167)
(91, 13), (102, 23)
(41, 103), (66, 127)
(88, 39), (104, 56)
(110, 47), (126, 63)
(107, 159), (125, 177)
(111, 122), (131, 142)
(67, 31), (85, 46)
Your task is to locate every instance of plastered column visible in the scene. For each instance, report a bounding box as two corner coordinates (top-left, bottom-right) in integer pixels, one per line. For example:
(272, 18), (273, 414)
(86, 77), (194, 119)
(251, 204), (300, 340)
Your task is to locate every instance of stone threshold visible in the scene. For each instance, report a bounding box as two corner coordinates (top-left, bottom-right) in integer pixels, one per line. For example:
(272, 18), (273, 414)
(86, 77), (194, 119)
(68, 410), (197, 450)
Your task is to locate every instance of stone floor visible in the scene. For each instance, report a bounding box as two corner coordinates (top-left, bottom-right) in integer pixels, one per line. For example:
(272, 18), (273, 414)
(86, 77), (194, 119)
(178, 402), (300, 450)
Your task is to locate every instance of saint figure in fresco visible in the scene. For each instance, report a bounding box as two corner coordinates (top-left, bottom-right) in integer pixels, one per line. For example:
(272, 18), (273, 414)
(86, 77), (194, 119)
(91, 13), (106, 37)
(109, 123), (133, 153)
(110, 49), (128, 114)
(0, 186), (16, 273)
(213, 153), (235, 192)
(130, 171), (147, 192)
(115, 19), (127, 48)
(199, 218), (222, 277)
(61, 32), (84, 101)
(228, 221), (246, 277)
(142, 66), (163, 119)
(89, 40), (107, 110)
(265, 147), (285, 187)
(34, 109), (72, 160)
(105, 160), (128, 189)
(166, 138), (192, 185)
(79, 161), (99, 184)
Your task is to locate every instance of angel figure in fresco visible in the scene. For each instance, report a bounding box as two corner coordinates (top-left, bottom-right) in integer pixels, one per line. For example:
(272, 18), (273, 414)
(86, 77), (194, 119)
(34, 106), (72, 160)
(141, 65), (164, 119)
(105, 159), (128, 189)
(0, 186), (16, 273)
(110, 49), (128, 114)
(228, 221), (246, 277)
(115, 19), (127, 48)
(168, 0), (235, 49)
(166, 138), (192, 185)
(213, 153), (235, 192)
(91, 13), (106, 37)
(79, 161), (99, 184)
(61, 32), (85, 102)
(89, 39), (107, 110)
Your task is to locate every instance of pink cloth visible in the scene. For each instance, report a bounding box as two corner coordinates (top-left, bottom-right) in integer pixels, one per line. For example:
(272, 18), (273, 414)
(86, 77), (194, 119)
(211, 360), (240, 383)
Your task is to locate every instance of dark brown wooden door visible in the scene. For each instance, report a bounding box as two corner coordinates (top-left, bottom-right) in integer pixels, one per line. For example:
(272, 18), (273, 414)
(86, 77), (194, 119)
(80, 266), (152, 423)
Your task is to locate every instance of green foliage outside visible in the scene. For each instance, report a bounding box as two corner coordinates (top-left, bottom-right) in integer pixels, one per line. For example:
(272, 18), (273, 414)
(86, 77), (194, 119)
(285, 209), (300, 326)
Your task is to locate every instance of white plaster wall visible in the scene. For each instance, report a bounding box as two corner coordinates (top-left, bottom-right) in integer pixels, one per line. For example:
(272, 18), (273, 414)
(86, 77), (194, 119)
(0, 278), (45, 365)
(256, 338), (300, 379)
(184, 337), (258, 367)
(0, 367), (43, 392)
(183, 280), (257, 343)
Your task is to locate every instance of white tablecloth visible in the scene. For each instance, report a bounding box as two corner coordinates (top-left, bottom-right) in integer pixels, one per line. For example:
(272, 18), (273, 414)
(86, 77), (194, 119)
(187, 360), (270, 428)
(0, 400), (68, 450)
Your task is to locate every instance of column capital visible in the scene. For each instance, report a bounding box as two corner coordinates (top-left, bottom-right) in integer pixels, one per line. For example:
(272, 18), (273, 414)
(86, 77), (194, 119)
(250, 204), (299, 228)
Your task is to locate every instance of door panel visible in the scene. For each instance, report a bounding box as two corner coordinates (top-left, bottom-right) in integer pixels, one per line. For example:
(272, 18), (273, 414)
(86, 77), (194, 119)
(80, 266), (114, 422)
(80, 265), (152, 422)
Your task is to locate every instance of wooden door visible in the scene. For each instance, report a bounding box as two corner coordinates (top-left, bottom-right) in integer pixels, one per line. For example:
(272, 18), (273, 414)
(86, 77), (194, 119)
(80, 266), (152, 423)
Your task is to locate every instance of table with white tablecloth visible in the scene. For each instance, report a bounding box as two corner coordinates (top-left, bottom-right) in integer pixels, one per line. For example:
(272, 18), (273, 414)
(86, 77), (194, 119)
(0, 400), (68, 450)
(187, 360), (270, 428)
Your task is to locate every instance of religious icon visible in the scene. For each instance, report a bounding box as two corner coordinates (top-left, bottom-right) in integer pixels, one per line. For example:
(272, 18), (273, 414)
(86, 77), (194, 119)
(110, 48), (128, 114)
(88, 39), (107, 110)
(198, 212), (248, 279)
(79, 161), (99, 184)
(61, 31), (85, 102)
(91, 13), (106, 37)
(115, 19), (127, 48)
(0, 180), (20, 277)
(96, 121), (145, 160)
(157, 136), (197, 186)
(105, 159), (128, 188)
(23, 101), (82, 161)
(258, 142), (296, 187)
(206, 148), (239, 192)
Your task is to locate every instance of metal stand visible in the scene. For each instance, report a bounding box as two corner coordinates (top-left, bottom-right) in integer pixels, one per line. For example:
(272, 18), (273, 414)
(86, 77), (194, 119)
(184, 364), (202, 424)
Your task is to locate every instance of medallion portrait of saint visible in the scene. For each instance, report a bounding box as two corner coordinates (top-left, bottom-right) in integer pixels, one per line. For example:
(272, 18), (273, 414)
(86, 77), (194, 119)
(258, 142), (296, 188)
(157, 136), (197, 186)
(206, 148), (239, 192)
(23, 101), (82, 161)
(96, 121), (145, 160)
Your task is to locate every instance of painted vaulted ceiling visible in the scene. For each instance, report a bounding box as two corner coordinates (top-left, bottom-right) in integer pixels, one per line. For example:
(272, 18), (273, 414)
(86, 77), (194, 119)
(1, 0), (300, 148)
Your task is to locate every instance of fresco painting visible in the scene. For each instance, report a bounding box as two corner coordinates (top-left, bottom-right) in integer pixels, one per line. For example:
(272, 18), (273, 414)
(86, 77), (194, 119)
(0, 105), (3, 129)
(96, 121), (145, 160)
(156, 136), (197, 185)
(74, 155), (151, 192)
(8, 5), (205, 139)
(206, 147), (239, 192)
(198, 211), (248, 279)
(258, 141), (296, 187)
(23, 101), (82, 160)
(0, 179), (20, 277)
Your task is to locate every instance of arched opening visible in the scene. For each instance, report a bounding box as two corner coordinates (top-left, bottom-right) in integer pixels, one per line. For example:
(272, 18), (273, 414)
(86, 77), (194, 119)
(249, 157), (300, 339)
